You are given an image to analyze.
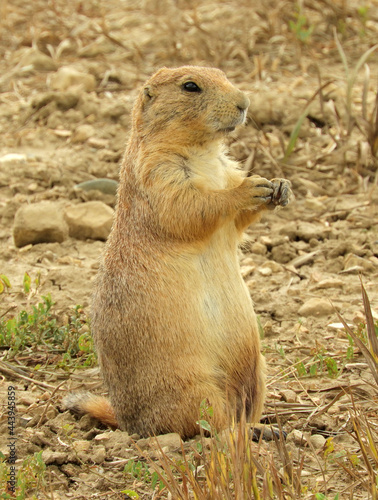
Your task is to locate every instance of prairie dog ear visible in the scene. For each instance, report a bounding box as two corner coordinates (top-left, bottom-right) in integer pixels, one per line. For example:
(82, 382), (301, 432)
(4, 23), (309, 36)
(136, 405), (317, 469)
(143, 86), (154, 99)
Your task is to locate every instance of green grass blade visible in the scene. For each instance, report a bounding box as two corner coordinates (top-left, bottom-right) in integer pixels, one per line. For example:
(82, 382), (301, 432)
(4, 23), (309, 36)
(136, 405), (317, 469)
(283, 80), (334, 161)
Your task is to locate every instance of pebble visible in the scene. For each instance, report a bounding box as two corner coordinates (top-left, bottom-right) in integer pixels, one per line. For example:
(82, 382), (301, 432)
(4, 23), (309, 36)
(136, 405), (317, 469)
(49, 66), (96, 92)
(94, 430), (132, 458)
(328, 241), (355, 258)
(343, 253), (375, 273)
(280, 221), (330, 242)
(251, 241), (267, 255)
(241, 265), (255, 278)
(309, 434), (326, 449)
(286, 429), (306, 446)
(271, 242), (297, 264)
(154, 432), (182, 451)
(310, 278), (344, 290)
(64, 201), (114, 240)
(137, 432), (182, 452)
(13, 201), (69, 247)
(87, 137), (109, 149)
(31, 91), (79, 112)
(75, 179), (118, 195)
(72, 440), (91, 454)
(18, 394), (38, 406)
(261, 260), (284, 273)
(42, 450), (69, 465)
(71, 124), (96, 143)
(298, 298), (334, 317)
(91, 445), (106, 464)
(0, 153), (27, 167)
(279, 389), (297, 403)
(289, 251), (318, 268)
(258, 266), (272, 276)
(260, 235), (289, 248)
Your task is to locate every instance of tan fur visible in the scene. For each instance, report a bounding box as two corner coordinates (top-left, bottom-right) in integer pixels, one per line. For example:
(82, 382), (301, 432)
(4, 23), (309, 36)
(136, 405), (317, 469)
(64, 66), (292, 438)
(63, 392), (117, 429)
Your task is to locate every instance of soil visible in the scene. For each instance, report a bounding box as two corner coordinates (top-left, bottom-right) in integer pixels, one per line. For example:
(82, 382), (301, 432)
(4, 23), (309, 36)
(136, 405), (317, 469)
(0, 0), (377, 498)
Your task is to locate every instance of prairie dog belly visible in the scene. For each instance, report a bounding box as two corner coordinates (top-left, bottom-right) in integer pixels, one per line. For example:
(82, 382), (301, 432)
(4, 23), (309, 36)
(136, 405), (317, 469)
(175, 223), (257, 347)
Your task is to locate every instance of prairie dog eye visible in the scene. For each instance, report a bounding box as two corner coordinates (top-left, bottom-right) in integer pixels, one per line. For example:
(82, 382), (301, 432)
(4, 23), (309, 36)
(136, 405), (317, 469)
(182, 81), (202, 93)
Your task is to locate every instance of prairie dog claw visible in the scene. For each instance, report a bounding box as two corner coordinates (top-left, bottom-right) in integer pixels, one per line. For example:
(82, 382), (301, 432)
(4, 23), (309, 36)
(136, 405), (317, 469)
(269, 178), (292, 208)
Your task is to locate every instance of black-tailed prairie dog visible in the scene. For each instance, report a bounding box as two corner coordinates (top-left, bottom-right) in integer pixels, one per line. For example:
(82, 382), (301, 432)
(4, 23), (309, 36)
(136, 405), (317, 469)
(64, 66), (292, 438)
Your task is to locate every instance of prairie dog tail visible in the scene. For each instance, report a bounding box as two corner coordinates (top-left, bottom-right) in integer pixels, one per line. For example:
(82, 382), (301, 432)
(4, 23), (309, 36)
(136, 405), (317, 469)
(62, 392), (118, 429)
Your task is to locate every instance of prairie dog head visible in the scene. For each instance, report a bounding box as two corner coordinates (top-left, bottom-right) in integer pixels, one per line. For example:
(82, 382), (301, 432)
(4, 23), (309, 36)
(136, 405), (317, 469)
(132, 66), (250, 144)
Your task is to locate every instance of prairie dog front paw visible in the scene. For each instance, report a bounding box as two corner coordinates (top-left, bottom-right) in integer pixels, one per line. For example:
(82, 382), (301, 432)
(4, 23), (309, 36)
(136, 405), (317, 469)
(247, 176), (274, 207)
(269, 178), (292, 207)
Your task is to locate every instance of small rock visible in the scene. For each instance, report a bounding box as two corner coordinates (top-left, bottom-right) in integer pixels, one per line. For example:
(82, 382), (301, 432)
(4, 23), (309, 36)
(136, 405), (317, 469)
(46, 408), (58, 420)
(45, 412), (76, 433)
(94, 432), (112, 442)
(31, 91), (79, 112)
(0, 153), (27, 167)
(71, 124), (96, 143)
(138, 432), (182, 452)
(42, 450), (68, 465)
(309, 434), (326, 449)
(280, 221), (330, 242)
(13, 202), (69, 247)
(258, 266), (272, 276)
(64, 201), (114, 240)
(271, 243), (297, 264)
(329, 242), (354, 258)
(260, 235), (289, 248)
(54, 92), (80, 111)
(78, 413), (99, 431)
(75, 179), (118, 195)
(87, 137), (109, 149)
(49, 66), (96, 92)
(279, 389), (297, 403)
(96, 429), (132, 459)
(241, 257), (255, 267)
(251, 242), (267, 255)
(60, 464), (78, 477)
(30, 431), (53, 447)
(241, 265), (255, 278)
(310, 279), (344, 290)
(289, 251), (318, 268)
(287, 429), (306, 446)
(298, 298), (334, 317)
(261, 260), (284, 273)
(72, 440), (91, 454)
(92, 445), (106, 464)
(343, 253), (375, 273)
(154, 433), (182, 451)
(327, 322), (352, 331)
(18, 394), (38, 407)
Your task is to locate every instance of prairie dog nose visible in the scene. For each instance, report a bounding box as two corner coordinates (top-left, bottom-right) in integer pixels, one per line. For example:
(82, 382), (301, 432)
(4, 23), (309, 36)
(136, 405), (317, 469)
(236, 92), (250, 111)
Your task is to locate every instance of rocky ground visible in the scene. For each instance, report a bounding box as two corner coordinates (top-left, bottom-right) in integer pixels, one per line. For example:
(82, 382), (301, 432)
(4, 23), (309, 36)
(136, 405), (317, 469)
(0, 0), (377, 498)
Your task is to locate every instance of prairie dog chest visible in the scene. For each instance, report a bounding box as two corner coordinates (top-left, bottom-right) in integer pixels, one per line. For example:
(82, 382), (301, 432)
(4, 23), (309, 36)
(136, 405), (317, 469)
(188, 147), (236, 190)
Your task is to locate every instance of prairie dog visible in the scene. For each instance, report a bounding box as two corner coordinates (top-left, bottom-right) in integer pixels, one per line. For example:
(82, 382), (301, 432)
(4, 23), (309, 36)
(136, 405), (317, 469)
(64, 66), (292, 438)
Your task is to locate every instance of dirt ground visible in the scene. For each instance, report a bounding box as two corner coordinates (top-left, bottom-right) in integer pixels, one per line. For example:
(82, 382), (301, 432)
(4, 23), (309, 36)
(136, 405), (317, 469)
(0, 0), (377, 498)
